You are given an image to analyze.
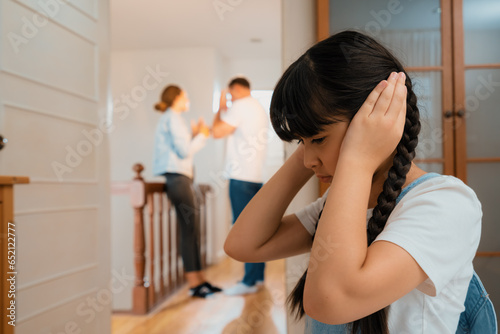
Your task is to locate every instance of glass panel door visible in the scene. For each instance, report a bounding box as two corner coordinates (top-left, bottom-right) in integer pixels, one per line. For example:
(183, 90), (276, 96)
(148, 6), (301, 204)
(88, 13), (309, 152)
(462, 0), (500, 323)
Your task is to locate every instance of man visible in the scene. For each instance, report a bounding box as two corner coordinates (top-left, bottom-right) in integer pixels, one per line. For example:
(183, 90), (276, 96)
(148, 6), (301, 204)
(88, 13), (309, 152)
(212, 77), (269, 295)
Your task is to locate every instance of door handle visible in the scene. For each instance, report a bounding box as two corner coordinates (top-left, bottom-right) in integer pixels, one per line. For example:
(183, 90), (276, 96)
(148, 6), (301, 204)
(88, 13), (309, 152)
(0, 135), (7, 151)
(444, 110), (465, 119)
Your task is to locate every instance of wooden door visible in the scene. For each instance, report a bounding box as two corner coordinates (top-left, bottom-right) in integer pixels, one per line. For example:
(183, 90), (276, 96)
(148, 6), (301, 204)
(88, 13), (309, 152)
(0, 0), (111, 332)
(453, 0), (500, 322)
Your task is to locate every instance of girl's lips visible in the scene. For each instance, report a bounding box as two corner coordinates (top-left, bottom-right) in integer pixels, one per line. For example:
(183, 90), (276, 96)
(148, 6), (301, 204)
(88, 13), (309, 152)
(316, 175), (332, 183)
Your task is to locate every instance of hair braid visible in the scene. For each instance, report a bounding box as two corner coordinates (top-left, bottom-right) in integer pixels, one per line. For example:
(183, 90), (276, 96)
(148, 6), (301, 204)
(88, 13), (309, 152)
(366, 77), (420, 244)
(351, 76), (421, 334)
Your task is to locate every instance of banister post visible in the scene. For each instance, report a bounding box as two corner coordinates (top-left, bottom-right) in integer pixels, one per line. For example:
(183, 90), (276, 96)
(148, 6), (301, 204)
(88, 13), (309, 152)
(130, 163), (148, 314)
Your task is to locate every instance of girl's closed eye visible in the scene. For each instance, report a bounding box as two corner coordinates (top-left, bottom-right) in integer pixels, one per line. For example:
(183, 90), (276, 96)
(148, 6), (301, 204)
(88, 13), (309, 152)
(296, 137), (326, 145)
(312, 137), (325, 144)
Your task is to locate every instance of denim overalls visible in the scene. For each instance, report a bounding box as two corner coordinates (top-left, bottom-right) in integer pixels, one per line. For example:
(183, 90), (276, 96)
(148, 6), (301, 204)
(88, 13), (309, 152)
(304, 173), (497, 333)
(456, 270), (497, 333)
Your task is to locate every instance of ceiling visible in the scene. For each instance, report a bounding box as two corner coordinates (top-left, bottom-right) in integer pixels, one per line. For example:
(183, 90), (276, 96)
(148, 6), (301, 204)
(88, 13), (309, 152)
(110, 0), (282, 59)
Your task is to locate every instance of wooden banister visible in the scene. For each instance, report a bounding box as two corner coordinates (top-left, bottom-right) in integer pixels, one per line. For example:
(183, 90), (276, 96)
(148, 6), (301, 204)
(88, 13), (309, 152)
(130, 173), (147, 315)
(129, 163), (212, 314)
(147, 192), (155, 309)
(1, 176), (29, 334)
(476, 252), (500, 257)
(157, 193), (165, 298)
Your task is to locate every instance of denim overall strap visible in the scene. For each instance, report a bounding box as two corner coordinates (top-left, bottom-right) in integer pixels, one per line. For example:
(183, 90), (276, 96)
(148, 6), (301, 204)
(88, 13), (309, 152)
(396, 172), (440, 205)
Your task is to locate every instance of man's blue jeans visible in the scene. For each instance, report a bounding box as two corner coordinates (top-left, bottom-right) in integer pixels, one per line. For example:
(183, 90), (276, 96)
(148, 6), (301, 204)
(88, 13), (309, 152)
(229, 179), (265, 286)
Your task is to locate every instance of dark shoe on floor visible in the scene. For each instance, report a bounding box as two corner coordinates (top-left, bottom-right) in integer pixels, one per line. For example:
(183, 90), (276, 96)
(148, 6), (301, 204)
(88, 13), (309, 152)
(203, 282), (223, 293)
(189, 283), (214, 298)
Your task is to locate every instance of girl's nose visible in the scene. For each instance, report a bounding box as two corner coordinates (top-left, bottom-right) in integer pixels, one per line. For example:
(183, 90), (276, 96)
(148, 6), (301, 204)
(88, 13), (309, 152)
(303, 146), (320, 169)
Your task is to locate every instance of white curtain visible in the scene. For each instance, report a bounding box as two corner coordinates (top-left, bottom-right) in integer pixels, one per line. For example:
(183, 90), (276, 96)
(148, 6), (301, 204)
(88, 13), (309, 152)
(377, 30), (443, 162)
(378, 30), (441, 67)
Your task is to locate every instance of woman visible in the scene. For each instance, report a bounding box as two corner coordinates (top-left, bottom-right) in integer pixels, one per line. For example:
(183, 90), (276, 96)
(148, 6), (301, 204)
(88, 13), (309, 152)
(153, 85), (221, 298)
(224, 31), (493, 333)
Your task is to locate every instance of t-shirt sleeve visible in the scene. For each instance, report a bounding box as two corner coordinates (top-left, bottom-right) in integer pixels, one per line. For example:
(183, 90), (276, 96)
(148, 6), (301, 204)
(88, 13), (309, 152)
(294, 189), (330, 236)
(220, 104), (241, 127)
(374, 176), (482, 296)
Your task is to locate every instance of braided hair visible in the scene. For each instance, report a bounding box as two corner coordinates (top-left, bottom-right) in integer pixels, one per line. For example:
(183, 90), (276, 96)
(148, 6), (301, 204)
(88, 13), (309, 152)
(270, 31), (421, 334)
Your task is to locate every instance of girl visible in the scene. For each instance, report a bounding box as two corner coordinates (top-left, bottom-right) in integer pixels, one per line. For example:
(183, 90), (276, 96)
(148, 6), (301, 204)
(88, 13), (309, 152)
(224, 31), (485, 333)
(153, 85), (222, 298)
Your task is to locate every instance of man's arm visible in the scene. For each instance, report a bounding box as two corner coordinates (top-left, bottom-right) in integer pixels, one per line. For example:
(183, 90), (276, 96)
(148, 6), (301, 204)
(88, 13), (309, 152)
(212, 90), (236, 138)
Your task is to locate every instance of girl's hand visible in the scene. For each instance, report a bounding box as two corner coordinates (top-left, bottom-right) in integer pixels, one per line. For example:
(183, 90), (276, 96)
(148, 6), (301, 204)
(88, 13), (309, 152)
(339, 72), (407, 173)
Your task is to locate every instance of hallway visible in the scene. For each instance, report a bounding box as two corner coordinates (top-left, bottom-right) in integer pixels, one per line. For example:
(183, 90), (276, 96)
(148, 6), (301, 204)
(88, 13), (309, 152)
(112, 258), (287, 334)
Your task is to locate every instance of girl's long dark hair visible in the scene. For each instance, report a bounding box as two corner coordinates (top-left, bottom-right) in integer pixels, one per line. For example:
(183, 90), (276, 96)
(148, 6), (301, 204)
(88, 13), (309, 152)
(270, 31), (421, 334)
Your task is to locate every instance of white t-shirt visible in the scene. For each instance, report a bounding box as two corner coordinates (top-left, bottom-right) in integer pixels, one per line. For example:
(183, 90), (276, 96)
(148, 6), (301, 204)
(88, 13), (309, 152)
(295, 174), (482, 334)
(221, 96), (268, 183)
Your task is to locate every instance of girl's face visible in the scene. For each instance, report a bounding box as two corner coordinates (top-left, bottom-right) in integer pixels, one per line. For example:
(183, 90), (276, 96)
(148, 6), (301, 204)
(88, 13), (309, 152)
(300, 122), (349, 184)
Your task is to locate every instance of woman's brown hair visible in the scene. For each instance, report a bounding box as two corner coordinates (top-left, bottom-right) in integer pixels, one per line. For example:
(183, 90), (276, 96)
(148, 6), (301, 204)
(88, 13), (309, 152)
(155, 85), (182, 112)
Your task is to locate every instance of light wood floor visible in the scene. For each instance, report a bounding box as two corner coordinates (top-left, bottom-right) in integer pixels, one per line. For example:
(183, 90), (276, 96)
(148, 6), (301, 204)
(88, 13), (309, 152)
(112, 258), (287, 334)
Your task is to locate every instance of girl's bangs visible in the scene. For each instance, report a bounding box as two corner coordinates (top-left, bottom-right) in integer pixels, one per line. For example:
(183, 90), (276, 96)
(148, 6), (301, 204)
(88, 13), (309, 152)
(270, 57), (337, 142)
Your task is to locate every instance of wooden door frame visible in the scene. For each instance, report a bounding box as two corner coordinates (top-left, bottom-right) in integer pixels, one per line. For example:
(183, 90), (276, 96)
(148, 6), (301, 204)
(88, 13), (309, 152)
(441, 0), (456, 177)
(317, 0), (329, 42)
(317, 0), (329, 196)
(451, 0), (467, 182)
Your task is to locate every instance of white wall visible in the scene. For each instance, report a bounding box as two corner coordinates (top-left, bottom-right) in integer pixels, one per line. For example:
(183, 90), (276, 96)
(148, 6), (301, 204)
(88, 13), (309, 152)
(225, 58), (282, 90)
(109, 47), (231, 310)
(109, 47), (219, 182)
(281, 1), (318, 333)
